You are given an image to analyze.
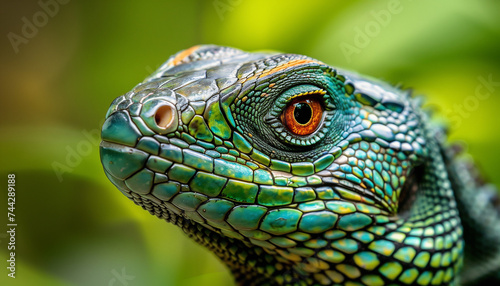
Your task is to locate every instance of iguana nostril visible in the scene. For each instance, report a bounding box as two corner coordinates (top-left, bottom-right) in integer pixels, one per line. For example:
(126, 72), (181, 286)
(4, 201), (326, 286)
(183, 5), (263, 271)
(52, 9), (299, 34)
(140, 100), (179, 134)
(155, 104), (175, 129)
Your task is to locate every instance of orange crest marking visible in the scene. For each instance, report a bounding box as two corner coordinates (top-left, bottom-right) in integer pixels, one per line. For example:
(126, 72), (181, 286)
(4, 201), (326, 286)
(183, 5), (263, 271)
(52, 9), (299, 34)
(258, 59), (323, 78)
(170, 45), (201, 66)
(241, 59), (324, 83)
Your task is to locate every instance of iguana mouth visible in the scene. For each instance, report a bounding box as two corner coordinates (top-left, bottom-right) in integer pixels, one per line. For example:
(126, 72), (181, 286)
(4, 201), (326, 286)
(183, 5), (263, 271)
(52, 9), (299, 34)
(101, 137), (391, 213)
(327, 163), (425, 216)
(329, 182), (394, 214)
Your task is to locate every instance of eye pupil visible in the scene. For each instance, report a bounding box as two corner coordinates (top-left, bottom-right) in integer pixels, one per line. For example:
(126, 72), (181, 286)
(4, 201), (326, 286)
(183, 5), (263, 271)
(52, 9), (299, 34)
(294, 102), (312, 125)
(282, 96), (324, 136)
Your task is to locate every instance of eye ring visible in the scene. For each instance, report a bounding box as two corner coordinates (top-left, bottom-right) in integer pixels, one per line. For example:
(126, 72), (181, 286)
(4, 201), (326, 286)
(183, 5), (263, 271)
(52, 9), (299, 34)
(281, 96), (323, 136)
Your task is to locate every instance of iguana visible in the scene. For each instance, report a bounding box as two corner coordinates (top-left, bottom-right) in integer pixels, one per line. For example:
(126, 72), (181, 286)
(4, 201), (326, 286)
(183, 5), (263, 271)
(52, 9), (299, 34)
(100, 45), (500, 285)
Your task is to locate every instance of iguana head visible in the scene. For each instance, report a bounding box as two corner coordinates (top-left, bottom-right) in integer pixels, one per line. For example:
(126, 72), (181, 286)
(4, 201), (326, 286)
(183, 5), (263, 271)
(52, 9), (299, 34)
(100, 45), (462, 285)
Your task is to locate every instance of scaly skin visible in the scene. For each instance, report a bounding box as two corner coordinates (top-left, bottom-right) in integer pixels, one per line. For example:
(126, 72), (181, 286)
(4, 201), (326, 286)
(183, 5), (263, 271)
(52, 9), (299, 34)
(100, 45), (500, 285)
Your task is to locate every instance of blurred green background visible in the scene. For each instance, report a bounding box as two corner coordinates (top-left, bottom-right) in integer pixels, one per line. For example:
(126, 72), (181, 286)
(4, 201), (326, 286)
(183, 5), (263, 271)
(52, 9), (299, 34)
(1, 0), (499, 285)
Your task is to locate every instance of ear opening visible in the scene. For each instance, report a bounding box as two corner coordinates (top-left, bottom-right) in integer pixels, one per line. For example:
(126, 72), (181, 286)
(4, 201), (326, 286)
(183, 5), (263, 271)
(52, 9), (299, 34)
(398, 164), (425, 216)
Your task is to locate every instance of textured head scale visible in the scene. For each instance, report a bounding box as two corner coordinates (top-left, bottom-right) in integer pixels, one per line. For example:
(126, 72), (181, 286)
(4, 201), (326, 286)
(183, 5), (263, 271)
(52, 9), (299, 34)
(100, 45), (463, 285)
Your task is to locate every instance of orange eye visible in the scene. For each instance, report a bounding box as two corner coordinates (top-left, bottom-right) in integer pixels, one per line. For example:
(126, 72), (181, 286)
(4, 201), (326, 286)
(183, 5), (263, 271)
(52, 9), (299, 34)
(282, 97), (323, 136)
